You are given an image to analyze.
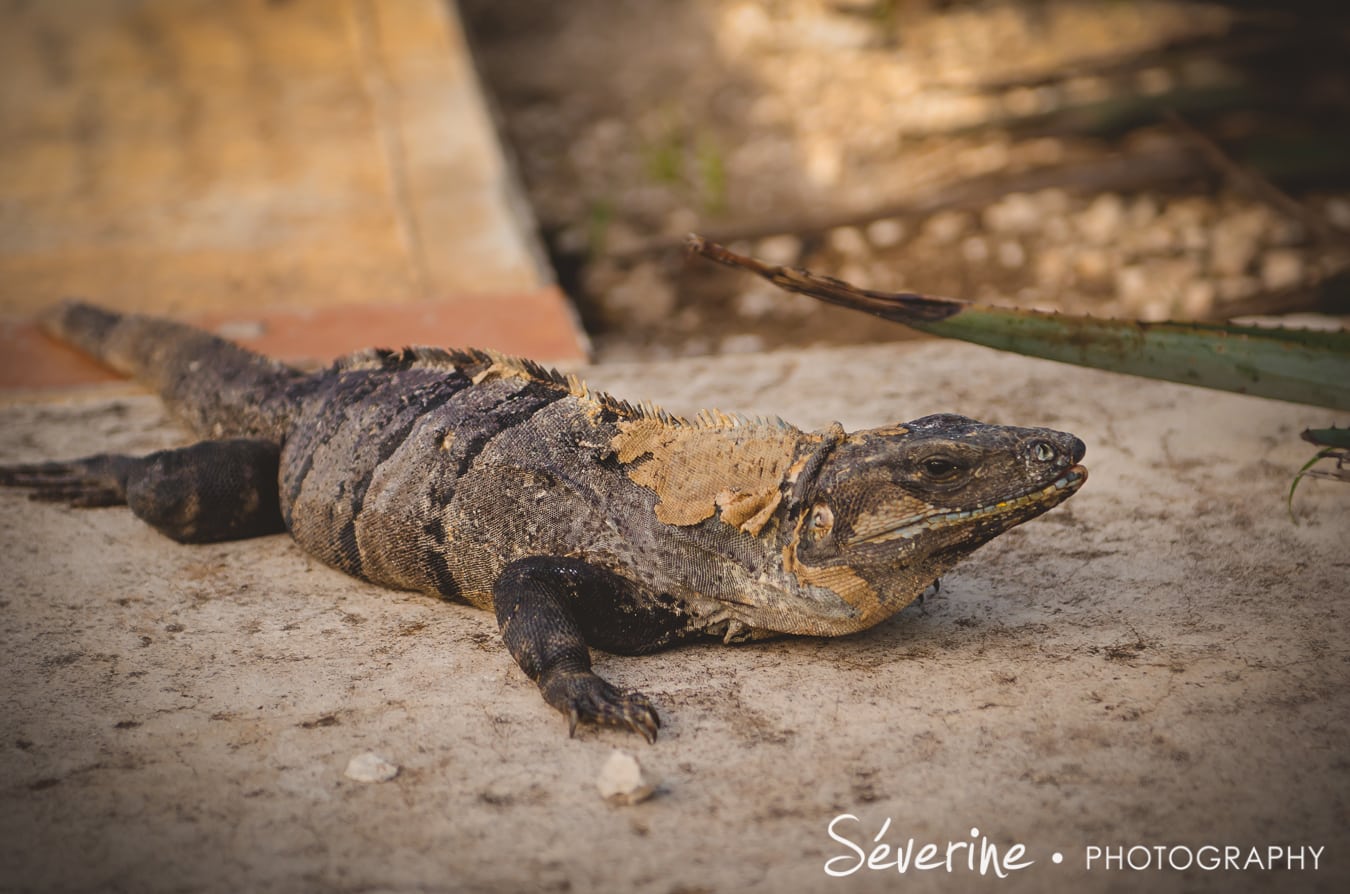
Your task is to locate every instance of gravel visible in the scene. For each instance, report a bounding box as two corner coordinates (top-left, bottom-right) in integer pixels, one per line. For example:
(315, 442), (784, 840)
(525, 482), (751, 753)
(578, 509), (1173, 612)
(462, 0), (1349, 359)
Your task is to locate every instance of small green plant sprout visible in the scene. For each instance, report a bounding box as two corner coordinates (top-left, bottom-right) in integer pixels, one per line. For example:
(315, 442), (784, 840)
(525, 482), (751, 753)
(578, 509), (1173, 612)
(1288, 426), (1350, 520)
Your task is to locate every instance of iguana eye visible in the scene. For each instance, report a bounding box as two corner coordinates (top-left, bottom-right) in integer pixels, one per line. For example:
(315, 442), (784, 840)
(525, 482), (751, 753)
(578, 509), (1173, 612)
(921, 457), (961, 479)
(1031, 440), (1057, 462)
(808, 505), (834, 533)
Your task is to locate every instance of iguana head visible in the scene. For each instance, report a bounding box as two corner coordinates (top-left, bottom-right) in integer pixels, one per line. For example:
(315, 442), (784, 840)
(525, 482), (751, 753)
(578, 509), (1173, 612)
(777, 414), (1086, 634)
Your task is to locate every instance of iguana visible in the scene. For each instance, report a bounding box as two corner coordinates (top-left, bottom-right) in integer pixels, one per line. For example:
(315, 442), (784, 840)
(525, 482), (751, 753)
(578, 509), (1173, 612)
(0, 302), (1087, 742)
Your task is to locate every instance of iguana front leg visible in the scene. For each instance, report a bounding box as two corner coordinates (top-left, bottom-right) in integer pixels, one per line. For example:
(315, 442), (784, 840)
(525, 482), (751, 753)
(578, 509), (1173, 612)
(0, 439), (285, 543)
(494, 557), (679, 743)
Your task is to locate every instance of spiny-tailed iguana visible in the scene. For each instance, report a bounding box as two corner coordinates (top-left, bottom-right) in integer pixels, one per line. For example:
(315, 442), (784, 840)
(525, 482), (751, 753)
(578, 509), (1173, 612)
(0, 302), (1087, 741)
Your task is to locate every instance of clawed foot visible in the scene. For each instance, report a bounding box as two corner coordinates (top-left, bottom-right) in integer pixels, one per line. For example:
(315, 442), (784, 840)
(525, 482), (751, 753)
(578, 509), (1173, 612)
(0, 457), (127, 507)
(541, 669), (661, 744)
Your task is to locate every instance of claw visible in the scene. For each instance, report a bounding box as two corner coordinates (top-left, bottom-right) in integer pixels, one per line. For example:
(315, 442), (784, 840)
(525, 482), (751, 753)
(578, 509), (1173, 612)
(622, 693), (660, 744)
(632, 708), (659, 745)
(606, 691), (659, 743)
(543, 670), (663, 743)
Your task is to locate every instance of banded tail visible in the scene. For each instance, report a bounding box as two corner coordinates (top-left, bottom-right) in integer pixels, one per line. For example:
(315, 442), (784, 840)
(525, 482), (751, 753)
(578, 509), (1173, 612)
(41, 302), (303, 440)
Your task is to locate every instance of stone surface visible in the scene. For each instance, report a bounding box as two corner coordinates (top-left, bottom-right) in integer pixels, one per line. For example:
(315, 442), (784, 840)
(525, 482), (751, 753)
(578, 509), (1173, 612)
(1, 341), (1346, 893)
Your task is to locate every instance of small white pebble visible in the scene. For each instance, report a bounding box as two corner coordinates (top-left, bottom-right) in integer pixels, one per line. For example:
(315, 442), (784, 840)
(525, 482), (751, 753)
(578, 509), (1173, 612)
(923, 211), (970, 246)
(997, 240), (1026, 269)
(1180, 280), (1216, 318)
(982, 193), (1041, 235)
(755, 234), (802, 266)
(960, 235), (989, 264)
(1260, 250), (1304, 292)
(596, 749), (655, 806)
(865, 218), (905, 248)
(1035, 249), (1069, 285)
(1077, 194), (1124, 245)
(344, 752), (399, 783)
(734, 286), (779, 319)
(1074, 248), (1112, 282)
(1114, 265), (1150, 309)
(827, 226), (868, 257)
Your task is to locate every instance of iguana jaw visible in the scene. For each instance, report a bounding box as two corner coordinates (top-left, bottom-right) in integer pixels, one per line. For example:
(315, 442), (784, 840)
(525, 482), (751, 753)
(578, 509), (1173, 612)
(850, 464), (1088, 545)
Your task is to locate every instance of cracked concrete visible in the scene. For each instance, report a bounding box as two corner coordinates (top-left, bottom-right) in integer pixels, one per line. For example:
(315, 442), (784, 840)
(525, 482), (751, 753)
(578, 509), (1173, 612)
(1, 342), (1346, 893)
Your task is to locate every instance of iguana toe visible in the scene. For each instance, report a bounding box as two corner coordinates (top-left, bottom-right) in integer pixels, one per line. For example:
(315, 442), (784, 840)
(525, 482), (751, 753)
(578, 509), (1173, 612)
(0, 459), (127, 508)
(544, 670), (661, 743)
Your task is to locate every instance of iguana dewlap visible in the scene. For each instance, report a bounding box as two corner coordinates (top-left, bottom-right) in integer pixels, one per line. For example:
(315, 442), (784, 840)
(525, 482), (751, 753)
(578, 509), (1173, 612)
(0, 303), (1087, 741)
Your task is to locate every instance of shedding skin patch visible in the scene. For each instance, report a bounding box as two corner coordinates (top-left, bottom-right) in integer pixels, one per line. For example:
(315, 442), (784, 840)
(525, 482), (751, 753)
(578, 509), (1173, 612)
(715, 487), (782, 535)
(612, 419), (802, 527)
(780, 510), (884, 628)
(781, 534), (882, 631)
(853, 423), (909, 439)
(794, 563), (880, 626)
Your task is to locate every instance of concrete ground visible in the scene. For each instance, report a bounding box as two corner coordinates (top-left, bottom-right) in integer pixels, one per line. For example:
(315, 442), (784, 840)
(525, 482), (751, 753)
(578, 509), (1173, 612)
(1, 341), (1346, 894)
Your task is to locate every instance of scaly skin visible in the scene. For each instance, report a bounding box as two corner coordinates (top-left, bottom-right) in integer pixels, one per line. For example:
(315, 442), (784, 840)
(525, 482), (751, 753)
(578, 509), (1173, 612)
(0, 302), (1087, 741)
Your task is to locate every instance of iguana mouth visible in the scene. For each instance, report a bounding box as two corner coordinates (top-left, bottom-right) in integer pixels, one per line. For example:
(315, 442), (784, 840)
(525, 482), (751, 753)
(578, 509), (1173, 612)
(853, 464), (1088, 544)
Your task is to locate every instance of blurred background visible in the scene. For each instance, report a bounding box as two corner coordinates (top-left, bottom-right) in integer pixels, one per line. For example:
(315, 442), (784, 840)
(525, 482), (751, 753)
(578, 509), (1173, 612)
(2, 0), (1348, 372)
(461, 0), (1350, 359)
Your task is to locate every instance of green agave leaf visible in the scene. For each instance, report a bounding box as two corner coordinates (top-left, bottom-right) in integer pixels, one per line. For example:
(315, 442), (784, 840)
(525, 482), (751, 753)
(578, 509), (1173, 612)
(690, 235), (1350, 412)
(1302, 426), (1350, 449)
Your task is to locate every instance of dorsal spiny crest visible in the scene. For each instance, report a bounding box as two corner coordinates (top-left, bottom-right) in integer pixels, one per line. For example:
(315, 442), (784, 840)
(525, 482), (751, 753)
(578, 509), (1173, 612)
(331, 344), (725, 428)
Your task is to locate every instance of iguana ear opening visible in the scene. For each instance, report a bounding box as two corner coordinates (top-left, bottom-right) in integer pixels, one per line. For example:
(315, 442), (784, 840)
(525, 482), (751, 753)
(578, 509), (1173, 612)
(806, 504), (833, 535)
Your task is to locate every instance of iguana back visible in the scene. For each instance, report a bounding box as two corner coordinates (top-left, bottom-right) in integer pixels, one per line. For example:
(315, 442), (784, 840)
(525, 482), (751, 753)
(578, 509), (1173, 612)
(2, 302), (1088, 741)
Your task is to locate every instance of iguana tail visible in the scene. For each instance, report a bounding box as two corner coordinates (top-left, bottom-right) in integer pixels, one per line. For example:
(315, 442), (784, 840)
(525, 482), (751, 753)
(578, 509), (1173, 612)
(41, 301), (304, 440)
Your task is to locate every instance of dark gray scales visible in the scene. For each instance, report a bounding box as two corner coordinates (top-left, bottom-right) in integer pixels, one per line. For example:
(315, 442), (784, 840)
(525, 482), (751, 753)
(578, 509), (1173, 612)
(0, 301), (1088, 741)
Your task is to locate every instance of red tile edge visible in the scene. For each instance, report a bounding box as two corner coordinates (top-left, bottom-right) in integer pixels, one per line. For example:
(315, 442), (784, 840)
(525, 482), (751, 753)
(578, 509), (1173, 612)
(0, 288), (590, 391)
(0, 323), (121, 389)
